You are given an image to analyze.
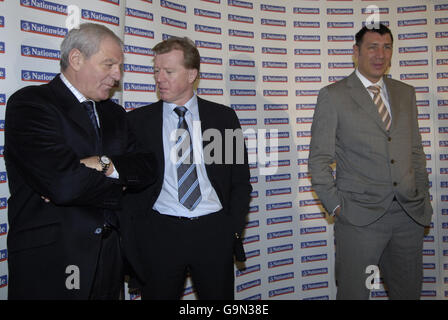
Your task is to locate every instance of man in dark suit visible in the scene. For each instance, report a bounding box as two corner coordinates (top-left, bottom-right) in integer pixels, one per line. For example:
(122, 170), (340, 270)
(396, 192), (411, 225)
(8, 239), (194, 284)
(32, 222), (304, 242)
(5, 23), (154, 299)
(308, 24), (432, 299)
(125, 36), (252, 300)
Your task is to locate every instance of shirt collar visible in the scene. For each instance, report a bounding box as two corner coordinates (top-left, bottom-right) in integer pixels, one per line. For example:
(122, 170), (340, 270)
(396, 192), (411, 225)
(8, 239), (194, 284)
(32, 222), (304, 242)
(165, 93), (198, 117)
(60, 73), (90, 104)
(355, 68), (385, 91)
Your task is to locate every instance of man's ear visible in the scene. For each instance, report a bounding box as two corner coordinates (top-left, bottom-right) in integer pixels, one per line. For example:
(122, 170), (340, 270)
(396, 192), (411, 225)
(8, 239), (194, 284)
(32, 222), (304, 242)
(68, 48), (84, 72)
(188, 68), (198, 84)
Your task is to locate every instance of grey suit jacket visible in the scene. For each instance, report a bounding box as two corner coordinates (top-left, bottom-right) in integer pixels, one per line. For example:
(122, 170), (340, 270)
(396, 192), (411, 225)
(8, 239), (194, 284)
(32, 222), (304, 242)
(308, 71), (432, 226)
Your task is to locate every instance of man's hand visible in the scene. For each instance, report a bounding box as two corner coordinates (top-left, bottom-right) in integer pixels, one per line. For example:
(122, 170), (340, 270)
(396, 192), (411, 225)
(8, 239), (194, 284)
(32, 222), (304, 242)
(80, 156), (115, 176)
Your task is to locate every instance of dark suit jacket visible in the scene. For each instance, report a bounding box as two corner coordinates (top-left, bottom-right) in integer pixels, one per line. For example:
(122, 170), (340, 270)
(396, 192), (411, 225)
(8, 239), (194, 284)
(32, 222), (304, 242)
(123, 97), (252, 283)
(5, 74), (154, 299)
(309, 72), (432, 226)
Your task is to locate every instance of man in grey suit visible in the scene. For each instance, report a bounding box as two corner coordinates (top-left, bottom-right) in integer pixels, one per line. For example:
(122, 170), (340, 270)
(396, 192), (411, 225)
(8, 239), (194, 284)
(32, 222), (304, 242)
(308, 24), (432, 299)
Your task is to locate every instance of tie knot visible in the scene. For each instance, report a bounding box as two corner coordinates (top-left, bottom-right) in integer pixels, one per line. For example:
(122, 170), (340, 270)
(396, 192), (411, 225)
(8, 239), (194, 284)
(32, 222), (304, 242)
(82, 100), (95, 111)
(367, 85), (381, 95)
(174, 106), (187, 118)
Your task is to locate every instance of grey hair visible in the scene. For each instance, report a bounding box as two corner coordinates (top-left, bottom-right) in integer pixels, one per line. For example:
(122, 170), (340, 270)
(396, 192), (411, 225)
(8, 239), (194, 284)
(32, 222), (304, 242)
(60, 23), (123, 71)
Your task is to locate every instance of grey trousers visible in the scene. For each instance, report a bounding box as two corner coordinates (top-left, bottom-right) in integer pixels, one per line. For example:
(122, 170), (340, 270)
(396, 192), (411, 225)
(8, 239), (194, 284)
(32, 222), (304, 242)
(334, 200), (425, 300)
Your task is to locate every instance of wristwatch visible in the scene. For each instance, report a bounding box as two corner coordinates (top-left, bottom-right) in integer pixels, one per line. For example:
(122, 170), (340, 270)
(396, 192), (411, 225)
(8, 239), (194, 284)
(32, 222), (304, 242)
(98, 155), (111, 174)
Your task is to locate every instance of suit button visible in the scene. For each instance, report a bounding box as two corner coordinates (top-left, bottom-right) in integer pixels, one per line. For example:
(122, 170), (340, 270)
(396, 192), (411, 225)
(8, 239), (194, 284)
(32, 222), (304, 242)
(391, 159), (395, 164)
(393, 182), (397, 186)
(94, 227), (102, 234)
(388, 137), (392, 142)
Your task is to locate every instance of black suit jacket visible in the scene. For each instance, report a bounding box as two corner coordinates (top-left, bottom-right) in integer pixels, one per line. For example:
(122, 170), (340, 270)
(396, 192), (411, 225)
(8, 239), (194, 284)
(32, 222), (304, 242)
(5, 75), (154, 299)
(123, 98), (252, 283)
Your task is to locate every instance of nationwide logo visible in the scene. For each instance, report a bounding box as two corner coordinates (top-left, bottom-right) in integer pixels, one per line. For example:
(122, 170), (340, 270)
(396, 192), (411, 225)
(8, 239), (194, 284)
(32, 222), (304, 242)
(236, 279), (261, 292)
(194, 8), (220, 19)
(161, 16), (187, 29)
(299, 186), (313, 193)
(0, 275), (6, 288)
(261, 4), (285, 13)
(103, 0), (120, 4)
(437, 59), (448, 65)
(436, 4), (448, 11)
(197, 88), (223, 95)
(296, 117), (313, 123)
(0, 249), (6, 262)
(295, 76), (321, 83)
(301, 254), (327, 263)
(264, 118), (289, 125)
(298, 172), (311, 180)
(266, 159), (290, 167)
(0, 223), (6, 235)
(261, 19), (286, 27)
(124, 101), (152, 110)
(0, 94), (5, 105)
(21, 45), (60, 60)
(230, 89), (255, 96)
(415, 86), (429, 93)
(161, 0), (186, 13)
(398, 32), (427, 40)
(265, 173), (290, 182)
(267, 216), (293, 225)
(250, 190), (258, 198)
(0, 42), (4, 53)
(124, 64), (153, 74)
(399, 59), (428, 67)
(301, 226), (326, 235)
(399, 46), (428, 53)
(264, 104), (288, 111)
(235, 264), (260, 277)
(327, 22), (354, 28)
(228, 0), (253, 10)
(196, 24), (221, 34)
(295, 35), (320, 41)
(439, 100), (448, 107)
(229, 44), (254, 52)
(296, 62), (321, 69)
(297, 131), (311, 137)
(0, 16), (3, 27)
(295, 49), (320, 55)
(243, 234), (260, 245)
(123, 83), (155, 92)
(361, 7), (389, 14)
(439, 86), (448, 92)
(436, 18), (448, 25)
(228, 14), (253, 24)
(265, 131), (289, 139)
(416, 100), (429, 107)
(124, 45), (153, 56)
(420, 127), (430, 134)
(246, 220), (259, 228)
(328, 35), (354, 41)
(302, 268), (328, 277)
(303, 281), (328, 291)
(230, 74), (255, 81)
(125, 26), (154, 38)
(299, 199), (321, 207)
(297, 144), (310, 151)
(266, 187), (291, 196)
(200, 72), (223, 80)
(297, 158), (308, 165)
(228, 29), (254, 38)
(400, 73), (428, 80)
(296, 90), (319, 96)
(263, 76), (287, 83)
(262, 61), (287, 68)
(397, 5), (426, 13)
(328, 62), (354, 68)
(125, 8), (153, 21)
(269, 286), (294, 298)
(327, 8), (353, 15)
(262, 47), (287, 55)
(195, 40), (222, 50)
(261, 33), (287, 41)
(20, 0), (67, 15)
(436, 32), (448, 38)
(263, 90), (288, 96)
(294, 7), (319, 14)
(22, 70), (57, 83)
(201, 57), (222, 65)
(294, 21), (320, 28)
(398, 19), (427, 27)
(268, 272), (294, 283)
(299, 212), (325, 221)
(267, 229), (293, 239)
(301, 240), (327, 249)
(437, 46), (448, 53)
(328, 49), (353, 55)
(0, 68), (4, 79)
(329, 76), (347, 83)
(21, 20), (67, 38)
(82, 9), (119, 26)
(231, 104), (256, 111)
(268, 258), (293, 269)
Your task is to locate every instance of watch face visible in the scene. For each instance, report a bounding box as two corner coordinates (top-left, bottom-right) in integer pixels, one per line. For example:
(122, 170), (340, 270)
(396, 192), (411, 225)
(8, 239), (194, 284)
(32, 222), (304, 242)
(101, 156), (111, 165)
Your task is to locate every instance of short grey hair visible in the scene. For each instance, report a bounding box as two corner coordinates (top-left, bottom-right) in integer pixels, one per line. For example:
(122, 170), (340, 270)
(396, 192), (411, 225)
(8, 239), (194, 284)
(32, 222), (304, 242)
(60, 23), (123, 71)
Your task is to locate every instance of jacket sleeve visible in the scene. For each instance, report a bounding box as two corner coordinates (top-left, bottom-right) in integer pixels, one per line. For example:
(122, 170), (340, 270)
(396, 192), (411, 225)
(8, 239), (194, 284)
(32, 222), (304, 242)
(308, 86), (340, 214)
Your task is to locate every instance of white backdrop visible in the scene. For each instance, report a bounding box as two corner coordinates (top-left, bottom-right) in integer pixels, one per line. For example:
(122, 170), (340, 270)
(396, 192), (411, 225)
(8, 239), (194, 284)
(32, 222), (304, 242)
(0, 0), (447, 300)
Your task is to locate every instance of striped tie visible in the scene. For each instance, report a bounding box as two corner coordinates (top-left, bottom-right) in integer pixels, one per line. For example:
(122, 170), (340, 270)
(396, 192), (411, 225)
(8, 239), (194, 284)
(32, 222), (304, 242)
(368, 85), (391, 131)
(174, 106), (202, 210)
(82, 100), (100, 140)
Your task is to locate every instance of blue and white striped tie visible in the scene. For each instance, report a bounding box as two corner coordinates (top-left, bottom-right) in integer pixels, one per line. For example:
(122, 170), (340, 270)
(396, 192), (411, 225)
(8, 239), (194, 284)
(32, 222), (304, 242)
(174, 106), (202, 210)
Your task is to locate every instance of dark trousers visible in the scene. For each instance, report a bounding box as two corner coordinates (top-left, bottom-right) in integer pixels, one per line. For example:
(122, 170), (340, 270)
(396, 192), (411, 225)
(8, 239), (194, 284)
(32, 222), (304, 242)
(334, 200), (425, 300)
(141, 210), (235, 300)
(89, 227), (124, 300)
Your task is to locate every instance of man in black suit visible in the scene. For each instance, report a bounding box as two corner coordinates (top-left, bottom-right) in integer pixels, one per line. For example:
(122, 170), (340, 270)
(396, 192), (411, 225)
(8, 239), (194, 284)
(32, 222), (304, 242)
(5, 23), (154, 299)
(125, 36), (252, 299)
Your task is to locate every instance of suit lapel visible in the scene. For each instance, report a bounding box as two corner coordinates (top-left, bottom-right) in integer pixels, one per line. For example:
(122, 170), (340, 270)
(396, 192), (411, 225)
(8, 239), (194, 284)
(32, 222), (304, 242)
(346, 72), (389, 132)
(383, 77), (400, 133)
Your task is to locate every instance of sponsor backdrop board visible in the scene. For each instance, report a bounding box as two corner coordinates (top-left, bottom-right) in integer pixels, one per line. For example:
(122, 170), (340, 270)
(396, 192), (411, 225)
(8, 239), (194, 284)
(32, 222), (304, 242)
(0, 0), (447, 300)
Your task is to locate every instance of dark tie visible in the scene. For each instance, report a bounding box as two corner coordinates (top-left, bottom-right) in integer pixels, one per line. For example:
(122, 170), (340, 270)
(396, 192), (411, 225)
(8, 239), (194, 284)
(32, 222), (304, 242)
(82, 100), (100, 140)
(367, 85), (391, 131)
(174, 106), (201, 210)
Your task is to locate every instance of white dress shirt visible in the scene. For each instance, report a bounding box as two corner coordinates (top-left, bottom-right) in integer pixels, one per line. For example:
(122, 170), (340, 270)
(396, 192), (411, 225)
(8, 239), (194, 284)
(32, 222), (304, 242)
(153, 94), (223, 217)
